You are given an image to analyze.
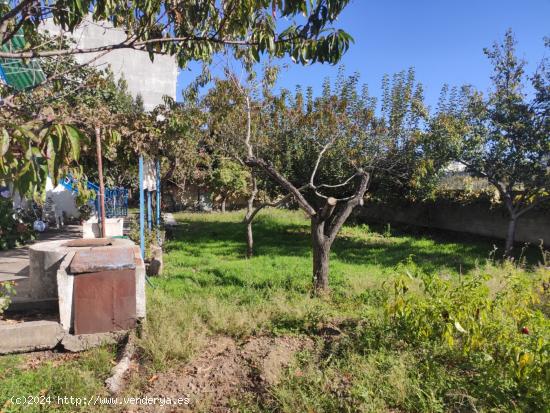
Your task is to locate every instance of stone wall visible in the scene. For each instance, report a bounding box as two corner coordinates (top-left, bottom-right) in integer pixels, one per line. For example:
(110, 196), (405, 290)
(357, 202), (550, 245)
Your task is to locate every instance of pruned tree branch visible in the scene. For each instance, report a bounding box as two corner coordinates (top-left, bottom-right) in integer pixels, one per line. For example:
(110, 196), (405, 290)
(327, 171), (370, 242)
(310, 140), (333, 187)
(245, 156), (316, 217)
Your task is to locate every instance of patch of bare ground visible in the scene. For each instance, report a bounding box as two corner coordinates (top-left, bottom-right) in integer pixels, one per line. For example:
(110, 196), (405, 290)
(135, 335), (313, 412)
(5, 350), (82, 370)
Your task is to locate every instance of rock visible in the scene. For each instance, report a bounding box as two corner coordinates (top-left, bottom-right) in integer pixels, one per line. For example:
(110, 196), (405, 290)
(147, 245), (163, 276)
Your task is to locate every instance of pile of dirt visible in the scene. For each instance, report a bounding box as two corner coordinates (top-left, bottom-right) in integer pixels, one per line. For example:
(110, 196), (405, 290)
(140, 335), (313, 412)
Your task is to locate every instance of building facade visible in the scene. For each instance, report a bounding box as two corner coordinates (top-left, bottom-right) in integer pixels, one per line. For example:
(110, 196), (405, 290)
(41, 17), (178, 111)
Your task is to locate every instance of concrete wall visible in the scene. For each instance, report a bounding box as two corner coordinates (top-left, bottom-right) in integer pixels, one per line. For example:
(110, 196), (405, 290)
(41, 17), (178, 111)
(357, 202), (550, 245)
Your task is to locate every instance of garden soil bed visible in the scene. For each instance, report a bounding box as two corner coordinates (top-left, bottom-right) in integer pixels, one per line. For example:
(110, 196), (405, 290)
(137, 335), (314, 412)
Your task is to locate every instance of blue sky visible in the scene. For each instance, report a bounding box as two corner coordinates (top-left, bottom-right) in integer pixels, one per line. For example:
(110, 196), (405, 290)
(177, 0), (550, 109)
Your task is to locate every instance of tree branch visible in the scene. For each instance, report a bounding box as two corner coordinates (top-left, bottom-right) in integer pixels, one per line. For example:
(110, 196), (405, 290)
(3, 49), (113, 101)
(310, 140), (332, 187)
(0, 0), (34, 24)
(244, 95), (253, 158)
(327, 171), (370, 242)
(0, 33), (313, 59)
(318, 197), (337, 221)
(245, 156), (316, 217)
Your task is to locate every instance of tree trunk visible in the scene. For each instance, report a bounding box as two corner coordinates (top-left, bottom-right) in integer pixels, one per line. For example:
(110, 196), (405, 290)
(244, 176), (258, 258)
(505, 216), (517, 257)
(246, 221), (254, 258)
(312, 219), (331, 293)
(221, 196), (227, 213)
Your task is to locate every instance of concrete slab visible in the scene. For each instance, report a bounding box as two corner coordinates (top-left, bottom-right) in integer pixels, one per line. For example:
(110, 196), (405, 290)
(0, 319), (128, 354)
(60, 331), (128, 352)
(0, 320), (63, 354)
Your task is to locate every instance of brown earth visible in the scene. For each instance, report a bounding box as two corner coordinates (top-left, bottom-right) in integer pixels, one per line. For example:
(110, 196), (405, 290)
(135, 335), (314, 413)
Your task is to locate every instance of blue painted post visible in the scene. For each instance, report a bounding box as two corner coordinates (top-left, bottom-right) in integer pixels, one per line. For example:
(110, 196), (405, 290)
(156, 160), (161, 227)
(139, 156), (145, 259)
(147, 189), (152, 230)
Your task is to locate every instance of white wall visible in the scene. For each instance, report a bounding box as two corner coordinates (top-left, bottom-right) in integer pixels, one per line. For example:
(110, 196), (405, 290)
(45, 177), (80, 219)
(41, 17), (178, 111)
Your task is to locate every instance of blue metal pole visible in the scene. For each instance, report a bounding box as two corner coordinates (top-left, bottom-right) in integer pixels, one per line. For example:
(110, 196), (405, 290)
(139, 156), (145, 260)
(156, 160), (161, 227)
(147, 189), (152, 230)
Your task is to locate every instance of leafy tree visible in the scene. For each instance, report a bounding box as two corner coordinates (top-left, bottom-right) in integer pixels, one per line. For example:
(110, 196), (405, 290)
(1, 1), (355, 200)
(207, 66), (422, 292)
(210, 159), (250, 212)
(0, 0), (353, 67)
(427, 31), (550, 255)
(0, 37), (143, 197)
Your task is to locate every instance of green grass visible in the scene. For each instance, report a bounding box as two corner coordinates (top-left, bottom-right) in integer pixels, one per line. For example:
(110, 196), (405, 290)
(157, 209), (498, 297)
(0, 346), (116, 412)
(141, 209), (548, 412)
(1, 209), (547, 412)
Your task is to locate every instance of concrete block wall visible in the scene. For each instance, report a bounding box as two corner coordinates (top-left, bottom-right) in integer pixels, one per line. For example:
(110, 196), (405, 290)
(358, 202), (550, 245)
(41, 17), (178, 111)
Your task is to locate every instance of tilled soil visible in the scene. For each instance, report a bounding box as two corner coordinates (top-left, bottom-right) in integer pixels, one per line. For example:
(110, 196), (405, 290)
(137, 335), (313, 412)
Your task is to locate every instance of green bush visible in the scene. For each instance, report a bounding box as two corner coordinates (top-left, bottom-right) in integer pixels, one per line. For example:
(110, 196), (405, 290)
(0, 198), (35, 250)
(365, 259), (550, 411)
(128, 220), (165, 260)
(0, 282), (15, 317)
(265, 260), (549, 413)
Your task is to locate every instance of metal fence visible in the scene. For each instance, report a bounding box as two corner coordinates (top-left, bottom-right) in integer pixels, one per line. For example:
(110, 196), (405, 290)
(62, 176), (128, 218)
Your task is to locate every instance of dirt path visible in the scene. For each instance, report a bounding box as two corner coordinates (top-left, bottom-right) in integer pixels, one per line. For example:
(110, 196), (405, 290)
(138, 335), (313, 412)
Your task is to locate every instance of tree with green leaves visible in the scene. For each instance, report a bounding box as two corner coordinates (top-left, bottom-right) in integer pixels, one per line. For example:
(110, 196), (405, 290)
(0, 0), (353, 66)
(210, 159), (250, 212)
(427, 31), (550, 255)
(0, 38), (142, 199)
(2, 1), (355, 206)
(209, 66), (425, 292)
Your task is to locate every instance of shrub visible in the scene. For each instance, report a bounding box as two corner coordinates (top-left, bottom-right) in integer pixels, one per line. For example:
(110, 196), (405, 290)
(0, 198), (35, 250)
(368, 259), (550, 411)
(265, 260), (549, 413)
(0, 282), (15, 317)
(128, 220), (165, 261)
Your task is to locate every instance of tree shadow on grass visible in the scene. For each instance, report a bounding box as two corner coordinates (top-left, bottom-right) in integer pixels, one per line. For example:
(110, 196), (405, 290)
(164, 214), (509, 275)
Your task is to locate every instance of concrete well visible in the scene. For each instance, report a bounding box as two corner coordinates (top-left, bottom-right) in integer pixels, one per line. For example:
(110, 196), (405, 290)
(11, 240), (71, 309)
(1, 238), (146, 354)
(56, 240), (145, 333)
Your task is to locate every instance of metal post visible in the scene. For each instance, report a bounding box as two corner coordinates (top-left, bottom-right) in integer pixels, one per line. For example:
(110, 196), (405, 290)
(147, 189), (152, 230)
(139, 156), (145, 260)
(95, 127), (107, 238)
(156, 160), (161, 227)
